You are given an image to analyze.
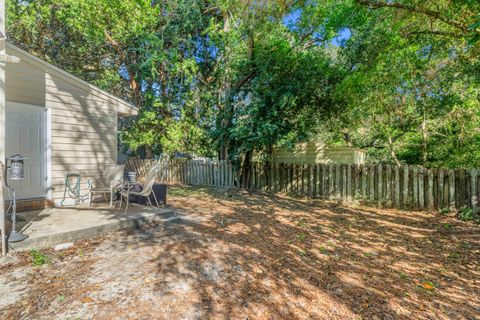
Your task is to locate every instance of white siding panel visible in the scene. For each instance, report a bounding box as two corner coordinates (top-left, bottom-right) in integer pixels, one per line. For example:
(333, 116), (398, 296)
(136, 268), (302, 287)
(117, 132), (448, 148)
(51, 121), (116, 134)
(53, 143), (116, 152)
(50, 107), (114, 120)
(51, 137), (116, 146)
(46, 76), (129, 107)
(6, 59), (46, 105)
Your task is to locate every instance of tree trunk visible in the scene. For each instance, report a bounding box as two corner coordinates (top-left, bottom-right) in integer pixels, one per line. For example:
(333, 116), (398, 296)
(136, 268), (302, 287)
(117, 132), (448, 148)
(421, 112), (428, 166)
(388, 136), (401, 167)
(104, 32), (142, 107)
(145, 145), (154, 159)
(240, 150), (253, 188)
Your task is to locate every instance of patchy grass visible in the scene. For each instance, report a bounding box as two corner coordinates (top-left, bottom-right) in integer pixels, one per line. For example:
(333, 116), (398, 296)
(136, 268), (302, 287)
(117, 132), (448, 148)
(29, 249), (50, 267)
(1, 185), (479, 320)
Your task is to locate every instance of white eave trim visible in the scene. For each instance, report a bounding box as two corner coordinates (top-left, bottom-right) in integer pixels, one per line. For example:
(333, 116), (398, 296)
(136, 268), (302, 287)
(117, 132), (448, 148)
(6, 42), (138, 116)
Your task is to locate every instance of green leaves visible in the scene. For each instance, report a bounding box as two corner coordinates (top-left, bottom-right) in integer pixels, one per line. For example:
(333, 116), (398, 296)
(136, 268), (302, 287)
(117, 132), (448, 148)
(9, 0), (479, 163)
(324, 0), (480, 167)
(468, 17), (480, 44)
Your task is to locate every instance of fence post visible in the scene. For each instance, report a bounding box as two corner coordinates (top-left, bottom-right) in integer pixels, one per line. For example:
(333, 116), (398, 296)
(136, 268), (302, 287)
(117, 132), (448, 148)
(175, 161), (179, 183)
(258, 162), (262, 191)
(321, 164), (327, 199)
(448, 169), (455, 211)
(268, 162), (272, 192)
(403, 165), (409, 208)
(369, 164), (375, 205)
(224, 160), (228, 187)
(181, 161), (185, 184)
(308, 164), (315, 198)
(341, 165), (346, 201)
(195, 161), (199, 185)
(347, 164), (352, 202)
(413, 166), (418, 210)
(292, 163), (296, 195)
(361, 165), (367, 204)
(273, 162), (278, 193)
(285, 163), (289, 193)
(225, 160), (228, 187)
(418, 166), (425, 210)
(278, 163), (284, 192)
(385, 164), (391, 207)
(377, 164), (383, 207)
(393, 165), (399, 208)
(470, 169), (478, 213)
(188, 160), (194, 185)
(206, 161), (209, 186)
(427, 168), (434, 210)
(438, 169), (444, 210)
(255, 162), (259, 191)
(354, 165), (361, 204)
(460, 169), (466, 209)
(298, 164), (303, 195)
(335, 164), (341, 201)
(328, 164), (334, 200)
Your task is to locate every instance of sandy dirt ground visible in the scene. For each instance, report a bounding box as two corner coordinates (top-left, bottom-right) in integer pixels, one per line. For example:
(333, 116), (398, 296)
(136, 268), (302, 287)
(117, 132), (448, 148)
(0, 186), (479, 320)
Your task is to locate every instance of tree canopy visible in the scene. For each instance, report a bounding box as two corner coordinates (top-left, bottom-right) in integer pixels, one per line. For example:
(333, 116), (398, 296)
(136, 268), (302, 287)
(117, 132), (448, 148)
(6, 0), (480, 167)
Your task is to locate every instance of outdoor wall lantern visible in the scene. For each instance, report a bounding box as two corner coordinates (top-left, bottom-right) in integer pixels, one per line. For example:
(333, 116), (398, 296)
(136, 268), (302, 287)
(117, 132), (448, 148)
(7, 154), (27, 180)
(5, 154), (29, 242)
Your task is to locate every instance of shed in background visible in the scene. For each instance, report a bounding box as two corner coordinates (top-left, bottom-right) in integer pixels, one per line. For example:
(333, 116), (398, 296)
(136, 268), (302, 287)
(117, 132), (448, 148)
(272, 142), (365, 165)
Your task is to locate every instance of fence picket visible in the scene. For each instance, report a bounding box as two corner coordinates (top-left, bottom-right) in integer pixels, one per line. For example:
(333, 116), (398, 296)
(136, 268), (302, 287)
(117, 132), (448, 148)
(402, 165), (409, 208)
(321, 164), (326, 199)
(418, 166), (424, 210)
(377, 164), (383, 207)
(347, 164), (352, 202)
(458, 169), (464, 209)
(310, 164), (314, 197)
(352, 165), (358, 203)
(427, 169), (434, 210)
(471, 169), (477, 213)
(413, 166), (418, 209)
(392, 165), (398, 208)
(361, 165), (367, 204)
(385, 164), (391, 207)
(328, 164), (334, 200)
(437, 169), (445, 210)
(368, 165), (374, 205)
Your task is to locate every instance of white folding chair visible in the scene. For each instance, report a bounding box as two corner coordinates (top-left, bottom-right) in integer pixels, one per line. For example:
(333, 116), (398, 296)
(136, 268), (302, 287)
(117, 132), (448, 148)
(88, 165), (125, 207)
(120, 165), (160, 214)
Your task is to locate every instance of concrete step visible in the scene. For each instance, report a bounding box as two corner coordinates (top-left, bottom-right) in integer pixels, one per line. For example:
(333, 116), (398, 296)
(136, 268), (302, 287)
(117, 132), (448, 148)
(9, 206), (178, 251)
(4, 198), (54, 212)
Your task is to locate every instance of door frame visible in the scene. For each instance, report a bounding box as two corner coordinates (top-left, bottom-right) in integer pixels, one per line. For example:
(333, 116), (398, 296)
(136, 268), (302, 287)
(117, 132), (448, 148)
(6, 101), (49, 199)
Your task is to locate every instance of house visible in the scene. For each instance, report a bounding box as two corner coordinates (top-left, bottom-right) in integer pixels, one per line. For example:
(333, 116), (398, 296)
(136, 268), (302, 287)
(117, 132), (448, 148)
(271, 141), (365, 165)
(3, 43), (138, 206)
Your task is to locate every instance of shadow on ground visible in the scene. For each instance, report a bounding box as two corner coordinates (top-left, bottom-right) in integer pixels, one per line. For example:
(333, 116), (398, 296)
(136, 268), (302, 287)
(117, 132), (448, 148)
(1, 185), (479, 319)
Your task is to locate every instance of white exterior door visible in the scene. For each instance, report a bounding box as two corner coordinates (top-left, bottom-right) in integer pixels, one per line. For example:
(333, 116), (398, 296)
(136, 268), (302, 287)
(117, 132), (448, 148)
(5, 102), (47, 199)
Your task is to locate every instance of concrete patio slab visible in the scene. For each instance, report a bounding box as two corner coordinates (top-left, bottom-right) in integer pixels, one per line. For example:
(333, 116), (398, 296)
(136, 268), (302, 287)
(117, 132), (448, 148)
(9, 205), (177, 251)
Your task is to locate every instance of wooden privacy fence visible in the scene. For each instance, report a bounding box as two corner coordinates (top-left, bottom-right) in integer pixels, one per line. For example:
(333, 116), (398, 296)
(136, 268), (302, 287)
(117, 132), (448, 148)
(125, 158), (235, 187)
(125, 158), (480, 212)
(238, 163), (479, 212)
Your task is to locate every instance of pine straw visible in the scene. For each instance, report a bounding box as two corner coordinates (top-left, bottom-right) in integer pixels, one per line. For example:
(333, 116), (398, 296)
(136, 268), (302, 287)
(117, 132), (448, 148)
(1, 186), (479, 319)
